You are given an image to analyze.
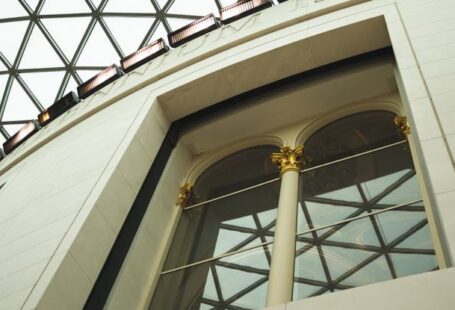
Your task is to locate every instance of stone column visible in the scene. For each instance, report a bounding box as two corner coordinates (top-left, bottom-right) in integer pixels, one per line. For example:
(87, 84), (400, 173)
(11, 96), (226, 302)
(266, 145), (304, 306)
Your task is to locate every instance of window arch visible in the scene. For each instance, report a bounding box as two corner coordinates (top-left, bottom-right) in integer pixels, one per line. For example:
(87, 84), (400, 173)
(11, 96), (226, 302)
(303, 110), (403, 166)
(150, 145), (281, 310)
(294, 111), (437, 300)
(149, 111), (438, 309)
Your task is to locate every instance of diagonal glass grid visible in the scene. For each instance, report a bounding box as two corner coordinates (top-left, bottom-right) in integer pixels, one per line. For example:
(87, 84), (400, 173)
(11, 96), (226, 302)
(1, 0), (232, 140)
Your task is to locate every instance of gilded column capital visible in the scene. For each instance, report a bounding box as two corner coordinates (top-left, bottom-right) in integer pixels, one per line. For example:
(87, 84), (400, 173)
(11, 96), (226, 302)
(394, 115), (411, 135)
(176, 183), (192, 208)
(271, 145), (304, 175)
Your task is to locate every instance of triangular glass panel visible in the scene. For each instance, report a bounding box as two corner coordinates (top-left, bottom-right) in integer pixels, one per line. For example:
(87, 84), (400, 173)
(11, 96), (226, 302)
(42, 17), (91, 60)
(230, 281), (268, 308)
(305, 201), (357, 228)
(76, 23), (120, 66)
(168, 0), (219, 17)
(316, 185), (363, 203)
(167, 18), (197, 32)
(223, 214), (257, 230)
(321, 245), (373, 280)
(91, 0), (103, 8)
(361, 169), (411, 202)
(3, 81), (39, 121)
(0, 75), (8, 94)
(20, 71), (66, 108)
(104, 17), (153, 55)
(293, 282), (323, 300)
(0, 0), (27, 18)
(202, 268), (219, 301)
(391, 253), (437, 277)
(104, 0), (155, 13)
(215, 265), (264, 300)
(213, 229), (253, 256)
(0, 134), (6, 145)
(25, 0), (40, 11)
(41, 0), (91, 14)
(375, 210), (427, 245)
(19, 27), (64, 69)
(4, 124), (26, 136)
(219, 246), (271, 270)
(377, 174), (421, 206)
(239, 238), (270, 256)
(257, 209), (276, 229)
(76, 70), (105, 83)
(148, 22), (169, 44)
(326, 215), (381, 247)
(340, 255), (392, 287)
(104, 17), (155, 55)
(199, 304), (212, 310)
(295, 244), (327, 282)
(156, 0), (169, 9)
(315, 226), (334, 238)
(0, 21), (29, 63)
(62, 76), (80, 96)
(297, 202), (310, 234)
(396, 224), (434, 250)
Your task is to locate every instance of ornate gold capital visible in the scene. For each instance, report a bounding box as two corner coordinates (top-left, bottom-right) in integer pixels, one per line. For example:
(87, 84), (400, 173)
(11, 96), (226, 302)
(271, 145), (304, 175)
(394, 115), (411, 135)
(176, 183), (192, 208)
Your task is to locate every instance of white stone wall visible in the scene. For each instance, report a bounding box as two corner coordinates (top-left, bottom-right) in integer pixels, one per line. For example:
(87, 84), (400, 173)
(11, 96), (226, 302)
(0, 0), (454, 309)
(0, 86), (169, 309)
(393, 0), (455, 266)
(104, 142), (192, 310)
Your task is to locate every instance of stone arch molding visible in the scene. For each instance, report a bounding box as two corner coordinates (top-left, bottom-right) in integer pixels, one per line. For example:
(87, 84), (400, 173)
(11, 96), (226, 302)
(295, 96), (402, 146)
(184, 95), (402, 186)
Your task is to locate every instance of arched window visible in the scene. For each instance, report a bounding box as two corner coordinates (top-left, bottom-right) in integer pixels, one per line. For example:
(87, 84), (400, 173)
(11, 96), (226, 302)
(295, 111), (437, 299)
(150, 111), (437, 309)
(150, 145), (281, 309)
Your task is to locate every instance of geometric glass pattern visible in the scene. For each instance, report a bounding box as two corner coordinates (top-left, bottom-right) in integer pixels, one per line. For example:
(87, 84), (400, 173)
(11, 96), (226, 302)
(0, 0), (240, 144)
(150, 140), (437, 309)
(295, 162), (437, 298)
(157, 104), (447, 310)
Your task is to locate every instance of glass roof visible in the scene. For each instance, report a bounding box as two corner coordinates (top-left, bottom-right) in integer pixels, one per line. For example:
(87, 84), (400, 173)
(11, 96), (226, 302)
(0, 0), (243, 144)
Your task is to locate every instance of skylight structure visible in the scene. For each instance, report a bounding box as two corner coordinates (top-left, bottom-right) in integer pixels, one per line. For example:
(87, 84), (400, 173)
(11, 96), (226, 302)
(0, 0), (238, 144)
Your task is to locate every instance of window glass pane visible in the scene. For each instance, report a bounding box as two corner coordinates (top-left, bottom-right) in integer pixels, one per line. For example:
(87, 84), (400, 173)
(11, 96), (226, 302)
(191, 145), (280, 203)
(298, 142), (418, 233)
(76, 22), (120, 67)
(19, 27), (64, 69)
(163, 179), (279, 269)
(296, 116), (437, 302)
(0, 21), (29, 63)
(3, 81), (40, 121)
(104, 0), (156, 13)
(395, 223), (434, 250)
(304, 111), (403, 167)
(0, 0), (27, 19)
(41, 0), (91, 14)
(103, 17), (153, 55)
(168, 0), (219, 17)
(21, 72), (65, 107)
(293, 207), (436, 300)
(151, 245), (272, 310)
(41, 17), (93, 60)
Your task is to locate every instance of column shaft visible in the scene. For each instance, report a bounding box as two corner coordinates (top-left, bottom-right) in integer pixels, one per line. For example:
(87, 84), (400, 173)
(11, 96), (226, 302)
(266, 169), (299, 306)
